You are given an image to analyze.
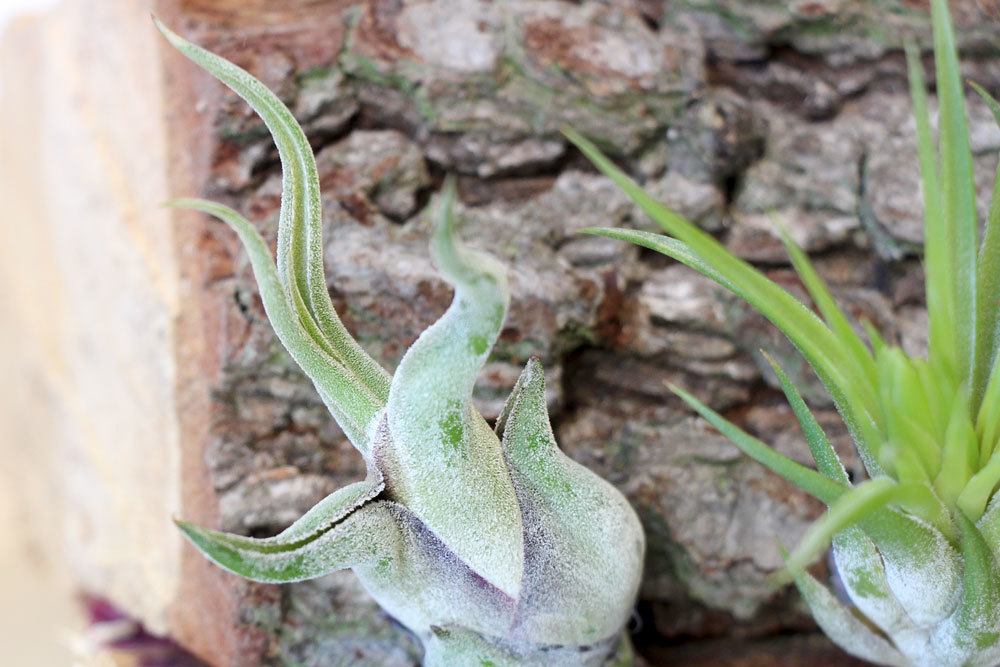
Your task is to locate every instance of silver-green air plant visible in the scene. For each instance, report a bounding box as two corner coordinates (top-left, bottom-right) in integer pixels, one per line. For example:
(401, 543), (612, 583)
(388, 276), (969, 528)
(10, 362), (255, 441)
(155, 20), (644, 667)
(567, 1), (1000, 665)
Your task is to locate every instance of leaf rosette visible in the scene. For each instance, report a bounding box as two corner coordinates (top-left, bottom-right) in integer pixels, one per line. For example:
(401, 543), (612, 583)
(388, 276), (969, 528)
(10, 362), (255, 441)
(567, 1), (1000, 665)
(156, 19), (644, 667)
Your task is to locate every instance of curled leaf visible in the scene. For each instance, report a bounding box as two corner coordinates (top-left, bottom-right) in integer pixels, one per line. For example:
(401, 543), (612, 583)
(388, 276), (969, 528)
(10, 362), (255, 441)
(382, 180), (523, 598)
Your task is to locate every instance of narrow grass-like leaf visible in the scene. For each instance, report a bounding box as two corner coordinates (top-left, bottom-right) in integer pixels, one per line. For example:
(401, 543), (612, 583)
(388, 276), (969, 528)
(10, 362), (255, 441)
(777, 227), (876, 387)
(567, 129), (878, 424)
(931, 0), (978, 384)
(762, 352), (849, 485)
(973, 82), (1000, 124)
(971, 81), (1000, 412)
(906, 41), (958, 384)
(862, 320), (888, 359)
(589, 227), (884, 473)
(669, 384), (847, 505)
(167, 199), (382, 445)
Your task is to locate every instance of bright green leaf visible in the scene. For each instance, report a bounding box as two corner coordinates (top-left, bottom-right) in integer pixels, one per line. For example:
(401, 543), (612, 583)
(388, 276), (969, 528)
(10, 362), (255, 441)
(762, 352), (849, 486)
(668, 384), (847, 505)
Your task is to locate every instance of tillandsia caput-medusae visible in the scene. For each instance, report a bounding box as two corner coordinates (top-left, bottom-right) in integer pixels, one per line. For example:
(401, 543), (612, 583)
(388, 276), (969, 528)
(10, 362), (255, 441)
(566, 0), (1000, 665)
(155, 19), (644, 667)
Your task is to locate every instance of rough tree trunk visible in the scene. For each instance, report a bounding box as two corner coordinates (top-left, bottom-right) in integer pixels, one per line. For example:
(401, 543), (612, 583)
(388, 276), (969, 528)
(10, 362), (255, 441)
(2, 1), (999, 665)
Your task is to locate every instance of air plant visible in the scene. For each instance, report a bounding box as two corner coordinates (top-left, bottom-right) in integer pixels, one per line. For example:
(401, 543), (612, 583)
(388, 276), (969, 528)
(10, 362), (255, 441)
(155, 19), (643, 667)
(567, 0), (1000, 664)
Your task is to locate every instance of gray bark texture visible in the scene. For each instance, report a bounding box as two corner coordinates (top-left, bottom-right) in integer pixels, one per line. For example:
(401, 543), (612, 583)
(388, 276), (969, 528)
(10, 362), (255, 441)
(95, 0), (1000, 664)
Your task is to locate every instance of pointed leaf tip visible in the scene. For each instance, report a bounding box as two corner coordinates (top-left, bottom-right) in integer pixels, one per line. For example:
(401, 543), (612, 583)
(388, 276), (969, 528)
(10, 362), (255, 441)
(669, 382), (847, 505)
(152, 15), (184, 47)
(165, 198), (383, 447)
(496, 356), (551, 449)
(761, 351), (850, 486)
(158, 20), (391, 453)
(175, 501), (402, 584)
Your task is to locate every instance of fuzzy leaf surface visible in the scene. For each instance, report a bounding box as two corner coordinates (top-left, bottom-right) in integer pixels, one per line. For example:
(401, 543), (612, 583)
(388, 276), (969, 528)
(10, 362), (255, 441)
(496, 359), (644, 647)
(167, 199), (382, 446)
(383, 181), (523, 597)
(157, 19), (389, 452)
(790, 561), (907, 666)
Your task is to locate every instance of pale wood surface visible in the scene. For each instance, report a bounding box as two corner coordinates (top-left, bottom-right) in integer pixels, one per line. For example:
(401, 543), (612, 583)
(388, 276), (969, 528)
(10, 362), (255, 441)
(0, 1), (242, 664)
(0, 12), (86, 667)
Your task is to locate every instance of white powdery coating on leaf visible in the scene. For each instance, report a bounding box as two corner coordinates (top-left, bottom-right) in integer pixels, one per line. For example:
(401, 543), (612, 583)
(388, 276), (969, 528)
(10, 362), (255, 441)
(189, 498), (399, 583)
(828, 527), (937, 666)
(968, 642), (1000, 667)
(160, 19), (645, 664)
(354, 502), (517, 641)
(795, 567), (907, 666)
(878, 512), (961, 628)
(384, 199), (524, 598)
(271, 467), (384, 543)
(833, 527), (907, 636)
(824, 515), (1000, 667)
(977, 493), (1000, 554)
(499, 359), (645, 647)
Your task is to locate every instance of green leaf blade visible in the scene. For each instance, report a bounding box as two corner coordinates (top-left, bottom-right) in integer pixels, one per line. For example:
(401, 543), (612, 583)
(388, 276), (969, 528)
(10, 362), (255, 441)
(567, 130), (876, 420)
(776, 227), (876, 388)
(156, 17), (391, 411)
(763, 352), (850, 486)
(587, 227), (884, 474)
(906, 41), (958, 384)
(669, 384), (847, 505)
(931, 0), (979, 384)
(971, 81), (1000, 411)
(176, 500), (398, 584)
(167, 199), (382, 446)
